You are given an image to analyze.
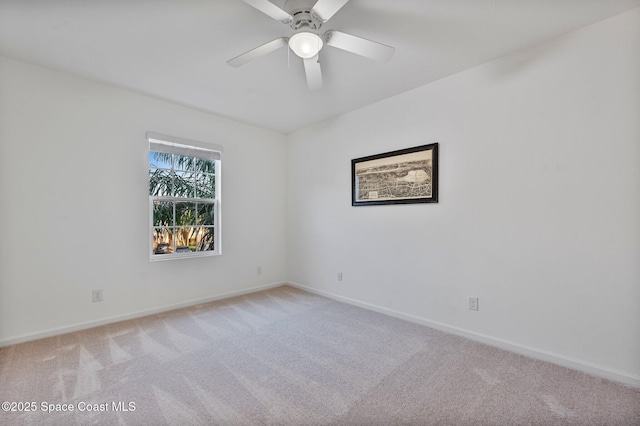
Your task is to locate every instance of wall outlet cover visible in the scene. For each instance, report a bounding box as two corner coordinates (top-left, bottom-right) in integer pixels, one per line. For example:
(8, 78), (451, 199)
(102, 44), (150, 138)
(469, 297), (479, 311)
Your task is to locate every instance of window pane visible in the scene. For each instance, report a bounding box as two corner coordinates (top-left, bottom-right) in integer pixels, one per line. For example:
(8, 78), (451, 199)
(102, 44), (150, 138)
(174, 171), (194, 198)
(174, 154), (195, 172)
(196, 227), (215, 252)
(196, 157), (215, 174)
(153, 201), (174, 226)
(175, 202), (197, 225)
(149, 162), (172, 197)
(149, 151), (172, 170)
(197, 203), (215, 225)
(152, 228), (174, 255)
(175, 226), (197, 251)
(195, 173), (215, 198)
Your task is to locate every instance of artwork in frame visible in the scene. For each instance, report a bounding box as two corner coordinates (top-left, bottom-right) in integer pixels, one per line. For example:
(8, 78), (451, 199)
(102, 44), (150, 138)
(352, 143), (439, 206)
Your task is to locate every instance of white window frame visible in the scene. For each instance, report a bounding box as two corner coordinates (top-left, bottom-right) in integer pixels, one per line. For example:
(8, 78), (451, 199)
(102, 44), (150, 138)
(147, 132), (222, 261)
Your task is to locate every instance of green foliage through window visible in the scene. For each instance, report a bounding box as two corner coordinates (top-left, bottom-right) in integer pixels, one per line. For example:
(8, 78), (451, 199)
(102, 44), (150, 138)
(149, 151), (217, 256)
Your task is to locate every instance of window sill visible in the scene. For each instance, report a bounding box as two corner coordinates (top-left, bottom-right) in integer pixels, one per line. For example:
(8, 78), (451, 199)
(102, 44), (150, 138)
(150, 251), (220, 261)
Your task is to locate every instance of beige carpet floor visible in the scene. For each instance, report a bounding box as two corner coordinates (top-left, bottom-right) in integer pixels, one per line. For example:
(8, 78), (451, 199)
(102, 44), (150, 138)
(0, 285), (639, 425)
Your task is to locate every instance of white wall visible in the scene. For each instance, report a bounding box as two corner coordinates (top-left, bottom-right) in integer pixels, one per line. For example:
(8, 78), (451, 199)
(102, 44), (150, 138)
(0, 56), (287, 343)
(286, 9), (640, 384)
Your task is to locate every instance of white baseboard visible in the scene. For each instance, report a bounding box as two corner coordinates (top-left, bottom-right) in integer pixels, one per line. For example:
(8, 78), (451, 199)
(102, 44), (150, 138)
(0, 281), (285, 348)
(287, 282), (640, 389)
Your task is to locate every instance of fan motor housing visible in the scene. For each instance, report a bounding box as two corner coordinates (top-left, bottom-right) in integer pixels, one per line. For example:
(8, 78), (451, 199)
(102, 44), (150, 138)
(285, 0), (322, 30)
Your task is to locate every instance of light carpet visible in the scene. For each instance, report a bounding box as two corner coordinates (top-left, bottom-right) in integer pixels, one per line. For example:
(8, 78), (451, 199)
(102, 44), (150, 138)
(1, 285), (638, 425)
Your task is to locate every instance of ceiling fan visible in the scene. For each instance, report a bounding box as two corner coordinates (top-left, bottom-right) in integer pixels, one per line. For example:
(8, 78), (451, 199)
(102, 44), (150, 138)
(227, 0), (395, 90)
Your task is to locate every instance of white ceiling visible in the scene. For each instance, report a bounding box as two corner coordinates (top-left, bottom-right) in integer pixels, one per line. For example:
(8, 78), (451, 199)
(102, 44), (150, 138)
(1, 0), (638, 134)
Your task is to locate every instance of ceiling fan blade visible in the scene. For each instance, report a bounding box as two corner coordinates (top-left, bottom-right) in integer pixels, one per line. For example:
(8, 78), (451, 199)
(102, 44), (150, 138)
(241, 0), (292, 23)
(325, 30), (395, 62)
(311, 0), (350, 22)
(303, 55), (323, 90)
(227, 37), (288, 67)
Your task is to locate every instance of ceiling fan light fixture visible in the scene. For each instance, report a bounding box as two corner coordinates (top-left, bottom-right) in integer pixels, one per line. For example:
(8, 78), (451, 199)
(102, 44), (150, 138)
(289, 31), (323, 59)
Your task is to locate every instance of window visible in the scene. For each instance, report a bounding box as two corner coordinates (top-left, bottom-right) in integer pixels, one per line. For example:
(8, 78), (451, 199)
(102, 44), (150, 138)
(147, 132), (222, 260)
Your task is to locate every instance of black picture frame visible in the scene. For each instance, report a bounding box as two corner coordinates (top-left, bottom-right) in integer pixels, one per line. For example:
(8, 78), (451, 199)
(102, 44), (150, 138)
(351, 143), (439, 206)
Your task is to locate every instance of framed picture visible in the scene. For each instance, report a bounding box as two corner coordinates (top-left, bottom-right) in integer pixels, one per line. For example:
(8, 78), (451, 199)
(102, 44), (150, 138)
(352, 143), (438, 206)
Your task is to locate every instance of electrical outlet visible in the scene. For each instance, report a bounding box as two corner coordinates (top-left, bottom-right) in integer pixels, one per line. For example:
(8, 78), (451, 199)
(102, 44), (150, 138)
(469, 297), (479, 311)
(338, 272), (343, 281)
(257, 266), (262, 275)
(92, 289), (103, 303)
